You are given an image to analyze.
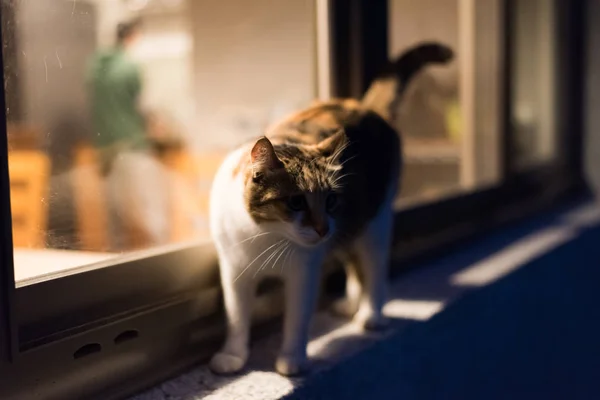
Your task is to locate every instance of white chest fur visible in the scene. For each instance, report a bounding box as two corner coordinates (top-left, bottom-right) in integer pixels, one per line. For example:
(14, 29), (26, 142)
(209, 148), (315, 282)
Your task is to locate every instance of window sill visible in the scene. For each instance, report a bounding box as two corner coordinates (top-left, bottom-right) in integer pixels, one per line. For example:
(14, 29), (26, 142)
(127, 201), (600, 400)
(13, 248), (114, 283)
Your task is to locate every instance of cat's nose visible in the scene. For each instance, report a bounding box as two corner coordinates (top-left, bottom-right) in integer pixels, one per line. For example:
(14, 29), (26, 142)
(314, 223), (329, 238)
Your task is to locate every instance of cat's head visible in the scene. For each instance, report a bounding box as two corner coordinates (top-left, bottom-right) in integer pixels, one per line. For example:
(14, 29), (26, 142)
(244, 131), (347, 248)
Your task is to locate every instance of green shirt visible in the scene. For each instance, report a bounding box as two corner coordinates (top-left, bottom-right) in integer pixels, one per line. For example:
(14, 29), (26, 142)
(86, 48), (147, 151)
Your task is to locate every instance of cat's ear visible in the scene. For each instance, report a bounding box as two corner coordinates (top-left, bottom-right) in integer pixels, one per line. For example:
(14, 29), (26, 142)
(317, 129), (347, 158)
(250, 136), (284, 179)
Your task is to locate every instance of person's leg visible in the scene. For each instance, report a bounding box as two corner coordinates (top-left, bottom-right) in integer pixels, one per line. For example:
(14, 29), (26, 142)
(107, 151), (171, 248)
(105, 178), (124, 251)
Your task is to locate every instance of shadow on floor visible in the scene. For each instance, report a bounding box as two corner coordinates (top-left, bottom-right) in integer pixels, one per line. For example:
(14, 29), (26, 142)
(285, 219), (600, 400)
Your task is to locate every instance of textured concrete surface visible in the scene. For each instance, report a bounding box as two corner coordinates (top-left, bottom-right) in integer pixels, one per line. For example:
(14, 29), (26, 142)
(130, 202), (600, 400)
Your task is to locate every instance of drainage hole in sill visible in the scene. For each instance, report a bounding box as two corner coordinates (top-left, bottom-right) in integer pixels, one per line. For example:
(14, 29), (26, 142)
(73, 343), (102, 359)
(114, 329), (139, 345)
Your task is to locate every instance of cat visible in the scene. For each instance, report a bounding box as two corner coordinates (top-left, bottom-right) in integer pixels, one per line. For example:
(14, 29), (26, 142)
(208, 42), (454, 376)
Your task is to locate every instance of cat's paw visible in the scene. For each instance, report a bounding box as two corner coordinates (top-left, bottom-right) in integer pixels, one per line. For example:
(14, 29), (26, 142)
(354, 312), (389, 332)
(209, 352), (248, 375)
(330, 298), (358, 319)
(275, 355), (309, 377)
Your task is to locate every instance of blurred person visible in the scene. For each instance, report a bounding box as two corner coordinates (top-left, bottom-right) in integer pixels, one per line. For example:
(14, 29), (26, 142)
(86, 18), (171, 251)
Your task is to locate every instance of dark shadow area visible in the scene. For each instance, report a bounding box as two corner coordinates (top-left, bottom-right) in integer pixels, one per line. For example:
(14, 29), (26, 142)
(307, 316), (417, 369)
(285, 221), (600, 400)
(387, 200), (593, 302)
(248, 202), (596, 380)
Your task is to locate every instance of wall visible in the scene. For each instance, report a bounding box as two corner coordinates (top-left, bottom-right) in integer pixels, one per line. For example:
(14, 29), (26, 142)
(190, 0), (316, 151)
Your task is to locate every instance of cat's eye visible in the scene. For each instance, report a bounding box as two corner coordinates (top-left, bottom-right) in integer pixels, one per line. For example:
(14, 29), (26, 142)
(286, 195), (307, 211)
(326, 193), (339, 213)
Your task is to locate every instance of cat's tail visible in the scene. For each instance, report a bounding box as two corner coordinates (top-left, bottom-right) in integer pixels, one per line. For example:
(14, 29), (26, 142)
(361, 42), (454, 122)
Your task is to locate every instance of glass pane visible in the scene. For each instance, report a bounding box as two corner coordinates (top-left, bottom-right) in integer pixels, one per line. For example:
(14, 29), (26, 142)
(2, 0), (317, 283)
(389, 0), (503, 206)
(510, 0), (557, 168)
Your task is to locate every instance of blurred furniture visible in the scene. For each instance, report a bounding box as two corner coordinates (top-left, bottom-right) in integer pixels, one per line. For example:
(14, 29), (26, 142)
(72, 143), (111, 252)
(6, 123), (41, 150)
(8, 150), (51, 248)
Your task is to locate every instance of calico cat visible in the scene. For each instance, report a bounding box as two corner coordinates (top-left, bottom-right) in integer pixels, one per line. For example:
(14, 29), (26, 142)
(209, 42), (453, 376)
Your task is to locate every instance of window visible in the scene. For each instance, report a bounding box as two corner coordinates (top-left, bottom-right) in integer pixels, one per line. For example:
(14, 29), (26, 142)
(3, 0), (319, 284)
(389, 0), (504, 205)
(510, 0), (557, 169)
(0, 1), (586, 399)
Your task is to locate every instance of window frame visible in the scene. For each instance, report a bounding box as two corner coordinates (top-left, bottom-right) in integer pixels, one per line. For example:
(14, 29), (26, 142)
(0, 0), (589, 398)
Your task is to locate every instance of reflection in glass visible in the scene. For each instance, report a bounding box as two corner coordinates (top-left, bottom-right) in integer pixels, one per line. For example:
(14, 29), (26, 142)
(511, 0), (557, 168)
(2, 0), (317, 282)
(389, 0), (503, 205)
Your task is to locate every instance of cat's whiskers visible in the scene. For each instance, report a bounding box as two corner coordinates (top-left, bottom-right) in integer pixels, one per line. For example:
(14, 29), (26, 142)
(254, 239), (289, 278)
(255, 240), (285, 277)
(234, 239), (285, 282)
(338, 154), (357, 168)
(325, 146), (354, 185)
(307, 154), (321, 168)
(280, 245), (292, 272)
(282, 246), (296, 273)
(328, 140), (348, 164)
(327, 155), (356, 181)
(232, 231), (274, 247)
(271, 241), (290, 270)
(330, 172), (355, 189)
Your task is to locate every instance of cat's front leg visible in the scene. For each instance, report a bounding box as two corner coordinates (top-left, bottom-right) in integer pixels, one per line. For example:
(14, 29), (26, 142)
(353, 205), (394, 331)
(209, 257), (254, 375)
(276, 253), (322, 376)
